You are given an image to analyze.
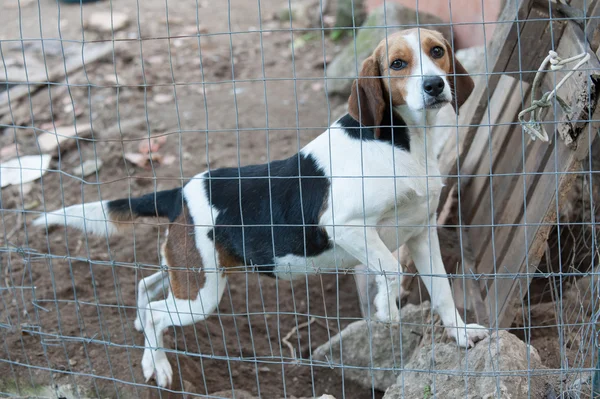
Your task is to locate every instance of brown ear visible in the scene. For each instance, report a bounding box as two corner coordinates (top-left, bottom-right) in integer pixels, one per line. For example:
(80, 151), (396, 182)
(347, 56), (385, 138)
(444, 39), (474, 114)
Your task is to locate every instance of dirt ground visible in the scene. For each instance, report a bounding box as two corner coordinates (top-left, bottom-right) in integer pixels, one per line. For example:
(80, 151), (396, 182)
(0, 0), (378, 397)
(0, 0), (597, 398)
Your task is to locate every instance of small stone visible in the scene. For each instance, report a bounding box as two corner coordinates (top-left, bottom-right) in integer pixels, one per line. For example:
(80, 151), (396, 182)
(259, 366), (270, 372)
(104, 74), (127, 85)
(145, 55), (165, 65)
(311, 82), (323, 92)
(72, 159), (103, 178)
(1, 155), (52, 188)
(86, 12), (130, 33)
(68, 359), (77, 367)
(38, 124), (93, 154)
(153, 93), (172, 104)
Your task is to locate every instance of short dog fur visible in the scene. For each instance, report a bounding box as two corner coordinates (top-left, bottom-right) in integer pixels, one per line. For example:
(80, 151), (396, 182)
(33, 28), (489, 387)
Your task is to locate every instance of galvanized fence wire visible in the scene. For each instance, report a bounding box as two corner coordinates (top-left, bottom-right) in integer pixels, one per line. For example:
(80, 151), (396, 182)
(0, 0), (599, 398)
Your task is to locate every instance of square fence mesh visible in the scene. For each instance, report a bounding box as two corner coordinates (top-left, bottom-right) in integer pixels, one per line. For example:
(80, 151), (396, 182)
(0, 0), (598, 398)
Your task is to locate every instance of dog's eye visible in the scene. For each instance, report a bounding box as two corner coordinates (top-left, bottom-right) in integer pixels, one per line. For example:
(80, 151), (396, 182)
(431, 46), (445, 59)
(390, 59), (407, 70)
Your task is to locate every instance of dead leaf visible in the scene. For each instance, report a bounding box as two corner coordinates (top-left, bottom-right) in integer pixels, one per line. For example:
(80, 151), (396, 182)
(0, 144), (19, 161)
(161, 154), (176, 166)
(138, 136), (167, 155)
(0, 155), (52, 188)
(124, 152), (162, 170)
(24, 200), (40, 210)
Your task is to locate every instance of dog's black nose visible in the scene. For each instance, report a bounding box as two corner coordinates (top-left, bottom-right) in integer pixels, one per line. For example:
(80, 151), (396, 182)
(423, 76), (445, 97)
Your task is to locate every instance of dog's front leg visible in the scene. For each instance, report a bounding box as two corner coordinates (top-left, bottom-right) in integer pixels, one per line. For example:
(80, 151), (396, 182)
(406, 221), (489, 347)
(333, 225), (403, 322)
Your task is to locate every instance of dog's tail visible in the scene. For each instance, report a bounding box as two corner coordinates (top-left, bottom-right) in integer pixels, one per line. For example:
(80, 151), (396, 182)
(32, 187), (183, 237)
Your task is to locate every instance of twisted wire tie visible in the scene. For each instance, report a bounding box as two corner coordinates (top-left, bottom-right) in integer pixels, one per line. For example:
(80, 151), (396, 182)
(518, 50), (590, 142)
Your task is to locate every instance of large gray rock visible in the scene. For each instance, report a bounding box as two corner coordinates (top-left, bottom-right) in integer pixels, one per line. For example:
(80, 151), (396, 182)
(211, 392), (335, 399)
(335, 0), (365, 28)
(383, 330), (551, 399)
(312, 303), (431, 391)
(325, 3), (450, 96)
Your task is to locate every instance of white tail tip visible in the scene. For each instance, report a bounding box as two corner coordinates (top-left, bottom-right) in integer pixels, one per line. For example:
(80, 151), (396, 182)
(32, 201), (118, 237)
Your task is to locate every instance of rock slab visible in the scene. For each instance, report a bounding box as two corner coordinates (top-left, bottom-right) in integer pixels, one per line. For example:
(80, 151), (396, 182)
(383, 330), (550, 399)
(312, 303), (430, 391)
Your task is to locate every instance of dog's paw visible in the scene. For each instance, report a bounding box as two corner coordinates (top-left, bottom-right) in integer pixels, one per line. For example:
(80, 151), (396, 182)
(134, 313), (144, 332)
(374, 292), (400, 324)
(142, 350), (172, 388)
(447, 323), (489, 348)
(374, 301), (400, 324)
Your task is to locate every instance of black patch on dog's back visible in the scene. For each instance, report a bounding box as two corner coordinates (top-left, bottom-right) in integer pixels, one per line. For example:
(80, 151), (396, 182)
(339, 111), (410, 152)
(108, 187), (183, 222)
(205, 153), (330, 273)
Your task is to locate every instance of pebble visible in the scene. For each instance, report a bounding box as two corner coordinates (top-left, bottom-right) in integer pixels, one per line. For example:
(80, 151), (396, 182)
(153, 93), (172, 104)
(72, 159), (103, 178)
(86, 11), (130, 33)
(69, 359), (77, 367)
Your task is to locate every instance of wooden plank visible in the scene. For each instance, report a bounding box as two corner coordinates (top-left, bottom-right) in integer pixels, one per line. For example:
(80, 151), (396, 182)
(474, 129), (551, 273)
(461, 79), (531, 260)
(459, 75), (521, 185)
(584, 0), (600, 51)
(484, 21), (600, 328)
(477, 21), (592, 277)
(485, 132), (596, 328)
(437, 0), (562, 210)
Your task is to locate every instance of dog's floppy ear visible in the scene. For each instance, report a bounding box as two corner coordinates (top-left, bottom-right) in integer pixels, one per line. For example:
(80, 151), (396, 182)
(348, 56), (385, 138)
(443, 38), (474, 114)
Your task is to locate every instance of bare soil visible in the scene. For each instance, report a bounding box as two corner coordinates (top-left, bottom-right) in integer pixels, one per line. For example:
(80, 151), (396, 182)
(0, 0), (379, 397)
(0, 1), (596, 398)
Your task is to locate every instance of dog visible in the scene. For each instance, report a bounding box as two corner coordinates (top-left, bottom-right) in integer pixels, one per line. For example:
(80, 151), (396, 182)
(33, 28), (489, 387)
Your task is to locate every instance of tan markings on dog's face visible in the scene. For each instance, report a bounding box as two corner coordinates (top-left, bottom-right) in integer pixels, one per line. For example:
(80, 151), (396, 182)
(165, 209), (206, 300)
(420, 30), (453, 74)
(373, 29), (457, 111)
(373, 34), (413, 106)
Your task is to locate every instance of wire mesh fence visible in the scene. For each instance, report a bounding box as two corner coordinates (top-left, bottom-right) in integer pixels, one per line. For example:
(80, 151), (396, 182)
(0, 0), (598, 398)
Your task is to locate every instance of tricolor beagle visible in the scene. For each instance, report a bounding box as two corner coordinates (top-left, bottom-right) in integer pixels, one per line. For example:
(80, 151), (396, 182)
(33, 28), (489, 387)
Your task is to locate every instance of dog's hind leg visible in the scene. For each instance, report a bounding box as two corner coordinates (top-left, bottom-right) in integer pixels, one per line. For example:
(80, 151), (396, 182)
(140, 271), (226, 387)
(135, 270), (169, 332)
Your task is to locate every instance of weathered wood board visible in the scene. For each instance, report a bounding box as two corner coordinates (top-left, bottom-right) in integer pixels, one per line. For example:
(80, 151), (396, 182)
(446, 1), (600, 328)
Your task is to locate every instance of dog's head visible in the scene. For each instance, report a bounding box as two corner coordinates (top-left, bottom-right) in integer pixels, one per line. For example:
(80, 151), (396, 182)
(347, 28), (474, 137)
